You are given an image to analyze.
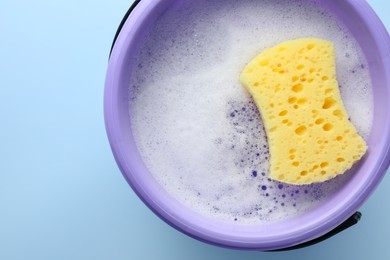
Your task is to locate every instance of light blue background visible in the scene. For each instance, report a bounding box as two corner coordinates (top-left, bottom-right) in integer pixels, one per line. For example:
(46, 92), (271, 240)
(0, 0), (389, 259)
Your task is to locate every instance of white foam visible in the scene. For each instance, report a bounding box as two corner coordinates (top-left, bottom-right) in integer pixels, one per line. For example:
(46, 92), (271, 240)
(129, 0), (373, 224)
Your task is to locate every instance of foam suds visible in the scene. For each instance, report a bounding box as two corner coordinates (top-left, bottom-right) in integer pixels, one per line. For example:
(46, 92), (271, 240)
(129, 0), (373, 224)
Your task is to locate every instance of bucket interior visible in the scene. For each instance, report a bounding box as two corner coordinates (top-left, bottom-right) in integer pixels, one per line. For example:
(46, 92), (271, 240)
(106, 0), (390, 250)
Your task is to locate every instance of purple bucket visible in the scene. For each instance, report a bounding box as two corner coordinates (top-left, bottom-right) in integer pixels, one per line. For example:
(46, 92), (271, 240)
(105, 0), (390, 250)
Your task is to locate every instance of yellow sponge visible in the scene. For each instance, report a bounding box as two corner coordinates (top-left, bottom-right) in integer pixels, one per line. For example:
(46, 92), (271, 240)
(240, 38), (367, 185)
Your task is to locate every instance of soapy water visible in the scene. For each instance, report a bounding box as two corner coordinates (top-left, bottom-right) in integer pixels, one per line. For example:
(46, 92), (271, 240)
(129, 0), (373, 224)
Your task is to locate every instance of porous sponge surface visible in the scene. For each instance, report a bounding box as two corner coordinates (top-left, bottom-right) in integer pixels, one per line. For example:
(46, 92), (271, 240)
(240, 38), (367, 185)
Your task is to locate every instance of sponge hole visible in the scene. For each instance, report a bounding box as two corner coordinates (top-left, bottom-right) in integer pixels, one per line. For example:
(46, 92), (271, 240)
(325, 88), (333, 95)
(320, 162), (329, 168)
(292, 83), (303, 93)
(307, 43), (315, 50)
(288, 97), (297, 104)
(278, 110), (288, 116)
(323, 123), (333, 131)
(259, 60), (269, 66)
(295, 126), (307, 136)
(333, 109), (343, 119)
(297, 98), (307, 105)
(292, 76), (299, 82)
(322, 97), (336, 109)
